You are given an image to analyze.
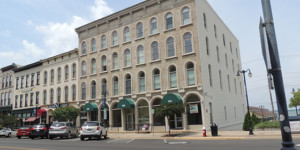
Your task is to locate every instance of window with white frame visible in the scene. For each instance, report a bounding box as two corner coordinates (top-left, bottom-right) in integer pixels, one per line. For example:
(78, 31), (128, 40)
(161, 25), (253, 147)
(223, 34), (226, 46)
(169, 65), (177, 88)
(51, 70), (54, 83)
(183, 32), (193, 53)
(227, 75), (231, 92)
(57, 88), (61, 103)
(216, 46), (220, 63)
(72, 85), (76, 101)
(153, 69), (160, 90)
(124, 27), (130, 42)
(81, 61), (86, 76)
(65, 86), (69, 102)
(91, 58), (96, 74)
(72, 64), (76, 78)
(166, 13), (173, 30)
(91, 81), (96, 99)
(151, 41), (159, 61)
(182, 7), (191, 25)
(124, 49), (131, 67)
(206, 37), (209, 55)
(112, 52), (118, 69)
(214, 24), (217, 38)
(137, 45), (144, 64)
(186, 62), (195, 86)
(136, 22), (143, 38)
(65, 66), (69, 80)
(82, 41), (86, 55)
(91, 38), (96, 52)
(125, 74), (131, 94)
(81, 82), (86, 100)
(101, 56), (107, 72)
(50, 89), (54, 104)
(167, 37), (175, 57)
(113, 77), (119, 96)
(112, 31), (118, 46)
(139, 72), (145, 93)
(57, 68), (61, 82)
(43, 90), (47, 105)
(101, 35), (107, 49)
(150, 18), (158, 34)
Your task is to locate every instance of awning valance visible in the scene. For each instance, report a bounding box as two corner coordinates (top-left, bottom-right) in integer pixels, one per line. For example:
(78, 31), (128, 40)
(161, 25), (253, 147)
(117, 99), (135, 109)
(83, 103), (98, 111)
(162, 93), (183, 104)
(25, 117), (39, 122)
(37, 109), (46, 116)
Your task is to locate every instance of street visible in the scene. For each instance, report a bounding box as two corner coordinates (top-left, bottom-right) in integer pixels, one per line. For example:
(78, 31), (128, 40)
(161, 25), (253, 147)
(1, 136), (300, 150)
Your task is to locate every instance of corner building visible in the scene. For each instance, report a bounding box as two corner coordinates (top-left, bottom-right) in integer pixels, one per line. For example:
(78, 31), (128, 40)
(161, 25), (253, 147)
(75, 0), (246, 131)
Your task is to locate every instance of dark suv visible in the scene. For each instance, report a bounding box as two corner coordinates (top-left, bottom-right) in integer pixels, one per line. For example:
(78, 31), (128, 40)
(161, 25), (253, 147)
(29, 124), (50, 139)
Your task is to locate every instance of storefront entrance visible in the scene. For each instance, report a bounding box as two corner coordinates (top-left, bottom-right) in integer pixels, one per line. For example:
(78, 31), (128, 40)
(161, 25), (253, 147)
(169, 114), (183, 129)
(126, 113), (134, 130)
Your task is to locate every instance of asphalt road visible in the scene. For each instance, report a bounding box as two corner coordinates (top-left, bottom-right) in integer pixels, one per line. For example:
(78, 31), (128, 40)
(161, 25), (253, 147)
(1, 136), (300, 150)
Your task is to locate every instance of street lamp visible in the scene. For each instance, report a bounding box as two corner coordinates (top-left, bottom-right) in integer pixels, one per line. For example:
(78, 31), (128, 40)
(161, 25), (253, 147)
(237, 69), (254, 135)
(259, 105), (264, 122)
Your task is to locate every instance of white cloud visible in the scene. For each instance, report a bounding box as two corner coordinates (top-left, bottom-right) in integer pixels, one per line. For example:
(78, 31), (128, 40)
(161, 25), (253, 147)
(90, 0), (113, 20)
(22, 40), (44, 58)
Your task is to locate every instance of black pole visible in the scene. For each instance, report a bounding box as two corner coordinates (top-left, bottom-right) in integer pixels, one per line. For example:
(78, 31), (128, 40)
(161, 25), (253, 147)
(242, 70), (254, 135)
(261, 0), (296, 149)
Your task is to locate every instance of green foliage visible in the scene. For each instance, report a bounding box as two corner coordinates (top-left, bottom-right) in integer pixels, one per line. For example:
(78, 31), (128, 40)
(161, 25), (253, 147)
(0, 114), (18, 128)
(289, 89), (300, 115)
(255, 121), (280, 129)
(52, 106), (80, 122)
(243, 112), (261, 131)
(251, 113), (260, 125)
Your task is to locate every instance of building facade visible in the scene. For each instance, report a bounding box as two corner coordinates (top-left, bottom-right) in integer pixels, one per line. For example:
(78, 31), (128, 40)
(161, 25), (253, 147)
(75, 0), (246, 131)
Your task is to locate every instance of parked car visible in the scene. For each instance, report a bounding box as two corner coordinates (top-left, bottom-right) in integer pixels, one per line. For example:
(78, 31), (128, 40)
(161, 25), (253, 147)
(80, 121), (108, 141)
(49, 122), (78, 139)
(29, 124), (50, 139)
(17, 126), (31, 139)
(0, 128), (12, 137)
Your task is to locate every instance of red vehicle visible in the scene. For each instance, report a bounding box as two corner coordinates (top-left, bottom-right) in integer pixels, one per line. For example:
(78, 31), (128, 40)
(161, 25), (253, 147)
(17, 126), (31, 139)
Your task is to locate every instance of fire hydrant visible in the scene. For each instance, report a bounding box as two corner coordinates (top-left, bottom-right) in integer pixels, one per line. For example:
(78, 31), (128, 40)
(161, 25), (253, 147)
(202, 127), (206, 137)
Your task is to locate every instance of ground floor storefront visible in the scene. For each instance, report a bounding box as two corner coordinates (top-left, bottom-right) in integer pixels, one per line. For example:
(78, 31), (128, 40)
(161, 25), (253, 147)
(12, 108), (41, 126)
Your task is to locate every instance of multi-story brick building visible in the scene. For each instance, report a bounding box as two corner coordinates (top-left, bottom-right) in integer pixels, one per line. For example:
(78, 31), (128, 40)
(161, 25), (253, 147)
(75, 0), (246, 131)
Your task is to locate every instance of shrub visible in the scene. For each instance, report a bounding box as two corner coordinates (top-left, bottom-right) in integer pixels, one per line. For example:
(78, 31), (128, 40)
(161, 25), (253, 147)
(255, 121), (280, 129)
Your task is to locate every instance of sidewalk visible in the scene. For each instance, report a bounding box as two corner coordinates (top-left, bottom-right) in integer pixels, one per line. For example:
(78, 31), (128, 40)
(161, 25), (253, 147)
(107, 130), (300, 140)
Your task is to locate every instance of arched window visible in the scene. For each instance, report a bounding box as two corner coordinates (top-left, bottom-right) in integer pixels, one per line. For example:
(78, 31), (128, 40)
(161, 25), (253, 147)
(91, 38), (96, 52)
(50, 89), (54, 104)
(219, 70), (223, 90)
(91, 81), (96, 99)
(136, 22), (143, 38)
(72, 85), (76, 101)
(101, 55), (107, 72)
(124, 27), (130, 42)
(186, 62), (195, 86)
(137, 100), (149, 124)
(81, 61), (86, 76)
(112, 52), (118, 69)
(57, 68), (61, 82)
(65, 86), (69, 102)
(184, 32), (193, 53)
(137, 45), (144, 64)
(81, 82), (86, 100)
(166, 13), (173, 30)
(44, 71), (47, 84)
(153, 69), (160, 90)
(113, 77), (119, 96)
(81, 41), (86, 55)
(203, 13), (207, 28)
(169, 65), (177, 88)
(57, 88), (61, 103)
(50, 69), (54, 83)
(125, 74), (131, 94)
(72, 64), (76, 78)
(91, 58), (96, 74)
(151, 41), (159, 61)
(102, 79), (107, 93)
(206, 37), (209, 55)
(124, 49), (131, 67)
(150, 18), (158, 34)
(43, 90), (47, 105)
(208, 64), (212, 87)
(101, 35), (107, 49)
(112, 31), (118, 46)
(182, 7), (190, 25)
(138, 72), (145, 93)
(167, 37), (175, 57)
(9, 76), (12, 87)
(65, 65), (69, 80)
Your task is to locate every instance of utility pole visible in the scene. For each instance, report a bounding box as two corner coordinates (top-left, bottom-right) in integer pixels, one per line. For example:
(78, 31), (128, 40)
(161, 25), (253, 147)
(267, 75), (276, 120)
(260, 0), (296, 149)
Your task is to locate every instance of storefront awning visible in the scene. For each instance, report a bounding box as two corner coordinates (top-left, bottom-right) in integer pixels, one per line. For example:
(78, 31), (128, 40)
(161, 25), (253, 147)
(37, 109), (46, 116)
(162, 93), (183, 104)
(25, 117), (39, 122)
(117, 99), (135, 109)
(83, 103), (98, 111)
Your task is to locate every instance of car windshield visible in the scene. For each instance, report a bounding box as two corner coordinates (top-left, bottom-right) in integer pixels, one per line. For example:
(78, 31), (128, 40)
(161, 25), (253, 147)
(51, 123), (65, 127)
(19, 126), (31, 129)
(82, 122), (99, 126)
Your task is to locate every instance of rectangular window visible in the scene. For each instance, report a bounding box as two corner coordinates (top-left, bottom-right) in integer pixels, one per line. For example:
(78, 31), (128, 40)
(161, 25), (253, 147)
(16, 78), (19, 89)
(170, 72), (177, 88)
(139, 78), (145, 93)
(15, 96), (18, 108)
(30, 93), (33, 106)
(21, 77), (24, 88)
(151, 21), (157, 34)
(25, 94), (28, 107)
(154, 75), (160, 90)
(20, 95), (23, 108)
(26, 75), (29, 87)
(31, 74), (34, 86)
(72, 86), (76, 101)
(138, 50), (144, 64)
(126, 80), (131, 94)
(36, 72), (40, 85)
(187, 69), (195, 86)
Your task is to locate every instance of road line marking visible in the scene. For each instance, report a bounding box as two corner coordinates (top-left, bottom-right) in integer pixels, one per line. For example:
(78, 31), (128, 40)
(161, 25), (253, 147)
(0, 146), (47, 150)
(164, 139), (167, 144)
(126, 139), (135, 143)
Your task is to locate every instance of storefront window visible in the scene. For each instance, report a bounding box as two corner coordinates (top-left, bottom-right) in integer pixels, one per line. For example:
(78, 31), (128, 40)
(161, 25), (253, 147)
(152, 99), (165, 126)
(138, 100), (149, 125)
(187, 95), (202, 125)
(112, 103), (121, 127)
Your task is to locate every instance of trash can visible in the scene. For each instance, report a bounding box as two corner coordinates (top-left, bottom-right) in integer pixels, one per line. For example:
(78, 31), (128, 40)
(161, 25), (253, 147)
(210, 123), (218, 136)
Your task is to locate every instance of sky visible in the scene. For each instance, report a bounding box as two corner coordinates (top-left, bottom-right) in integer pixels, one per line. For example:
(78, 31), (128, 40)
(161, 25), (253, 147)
(0, 0), (299, 110)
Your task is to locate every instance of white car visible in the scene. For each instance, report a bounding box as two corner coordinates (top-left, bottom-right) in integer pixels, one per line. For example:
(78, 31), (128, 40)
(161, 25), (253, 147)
(80, 121), (108, 141)
(0, 128), (12, 137)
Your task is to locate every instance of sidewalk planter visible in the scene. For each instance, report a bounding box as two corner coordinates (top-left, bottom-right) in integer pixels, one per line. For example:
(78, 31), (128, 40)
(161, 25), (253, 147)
(210, 124), (218, 136)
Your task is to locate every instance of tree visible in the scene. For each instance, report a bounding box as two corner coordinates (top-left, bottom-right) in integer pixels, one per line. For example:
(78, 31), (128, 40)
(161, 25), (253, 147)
(0, 114), (18, 128)
(289, 89), (300, 116)
(52, 106), (80, 122)
(243, 112), (260, 131)
(154, 103), (189, 135)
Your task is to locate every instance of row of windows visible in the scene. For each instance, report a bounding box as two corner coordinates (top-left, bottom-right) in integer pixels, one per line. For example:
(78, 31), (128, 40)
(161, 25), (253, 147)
(14, 92), (39, 108)
(43, 64), (76, 85)
(1, 76), (13, 89)
(16, 72), (40, 89)
(81, 32), (193, 76)
(42, 85), (76, 105)
(81, 7), (192, 55)
(0, 92), (11, 106)
(80, 62), (196, 100)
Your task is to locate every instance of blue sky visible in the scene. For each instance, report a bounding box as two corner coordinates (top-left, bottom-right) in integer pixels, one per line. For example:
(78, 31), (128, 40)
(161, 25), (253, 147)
(0, 0), (299, 110)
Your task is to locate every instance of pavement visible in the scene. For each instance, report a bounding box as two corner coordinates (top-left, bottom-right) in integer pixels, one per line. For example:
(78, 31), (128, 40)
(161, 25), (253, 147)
(107, 130), (300, 140)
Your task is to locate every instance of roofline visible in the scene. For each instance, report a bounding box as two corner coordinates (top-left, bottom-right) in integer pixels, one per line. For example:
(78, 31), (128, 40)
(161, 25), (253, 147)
(1, 63), (18, 72)
(41, 48), (78, 62)
(13, 61), (42, 73)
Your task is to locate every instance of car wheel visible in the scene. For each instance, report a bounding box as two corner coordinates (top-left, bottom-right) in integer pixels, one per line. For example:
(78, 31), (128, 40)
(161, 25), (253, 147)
(49, 136), (53, 140)
(41, 136), (44, 139)
(67, 132), (71, 139)
(17, 136), (21, 139)
(80, 136), (84, 141)
(31, 137), (35, 139)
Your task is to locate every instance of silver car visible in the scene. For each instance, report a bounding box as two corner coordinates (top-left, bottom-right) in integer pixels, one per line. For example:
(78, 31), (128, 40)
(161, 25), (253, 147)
(80, 121), (107, 141)
(49, 122), (78, 139)
(0, 128), (12, 137)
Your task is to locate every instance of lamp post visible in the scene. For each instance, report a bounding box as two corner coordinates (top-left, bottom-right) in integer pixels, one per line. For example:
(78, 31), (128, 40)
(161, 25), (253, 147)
(237, 69), (254, 135)
(259, 105), (264, 122)
(102, 89), (108, 121)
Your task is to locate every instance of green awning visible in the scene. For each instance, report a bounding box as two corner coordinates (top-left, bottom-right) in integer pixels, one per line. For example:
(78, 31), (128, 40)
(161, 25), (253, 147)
(83, 103), (98, 111)
(162, 93), (183, 104)
(117, 99), (135, 109)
